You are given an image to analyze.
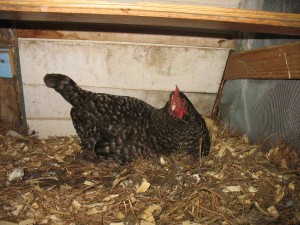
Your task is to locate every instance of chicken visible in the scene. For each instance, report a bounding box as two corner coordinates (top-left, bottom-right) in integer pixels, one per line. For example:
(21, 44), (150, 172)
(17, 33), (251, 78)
(44, 74), (210, 163)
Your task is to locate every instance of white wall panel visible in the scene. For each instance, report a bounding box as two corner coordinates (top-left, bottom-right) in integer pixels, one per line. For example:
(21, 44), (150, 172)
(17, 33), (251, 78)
(23, 84), (216, 118)
(18, 36), (229, 137)
(24, 85), (216, 138)
(27, 119), (76, 137)
(19, 39), (228, 93)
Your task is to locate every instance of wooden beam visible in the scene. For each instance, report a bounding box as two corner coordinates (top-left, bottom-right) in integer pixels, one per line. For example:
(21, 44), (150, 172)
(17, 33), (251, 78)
(16, 29), (235, 49)
(0, 1), (300, 35)
(0, 31), (23, 130)
(224, 42), (300, 80)
(211, 79), (226, 120)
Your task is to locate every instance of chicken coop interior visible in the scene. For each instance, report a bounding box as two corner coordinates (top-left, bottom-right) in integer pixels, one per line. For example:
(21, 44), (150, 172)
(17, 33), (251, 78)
(0, 0), (300, 225)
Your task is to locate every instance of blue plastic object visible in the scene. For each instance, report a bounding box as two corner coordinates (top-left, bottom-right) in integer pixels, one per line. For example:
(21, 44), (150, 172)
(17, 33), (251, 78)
(0, 50), (13, 78)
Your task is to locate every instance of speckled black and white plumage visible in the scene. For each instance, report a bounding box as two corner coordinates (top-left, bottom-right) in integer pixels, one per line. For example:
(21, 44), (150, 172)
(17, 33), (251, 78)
(44, 74), (210, 163)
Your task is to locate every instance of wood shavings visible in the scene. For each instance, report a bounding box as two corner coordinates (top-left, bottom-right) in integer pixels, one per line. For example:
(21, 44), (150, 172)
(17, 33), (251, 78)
(49, 214), (61, 222)
(243, 134), (249, 144)
(0, 221), (18, 225)
(267, 206), (279, 217)
(254, 202), (270, 215)
(159, 157), (168, 166)
(136, 178), (150, 193)
(83, 180), (95, 186)
(7, 168), (24, 182)
(83, 203), (104, 208)
(248, 186), (258, 194)
(205, 171), (219, 179)
(71, 199), (81, 211)
(217, 145), (227, 158)
(86, 208), (101, 215)
(116, 211), (125, 220)
(267, 143), (300, 170)
(275, 185), (285, 203)
(11, 205), (23, 216)
(54, 155), (65, 163)
(288, 182), (295, 190)
(112, 176), (129, 188)
(0, 120), (299, 224)
(251, 171), (262, 179)
(141, 204), (161, 222)
(103, 194), (119, 202)
(18, 219), (36, 225)
(7, 130), (23, 138)
(222, 185), (242, 193)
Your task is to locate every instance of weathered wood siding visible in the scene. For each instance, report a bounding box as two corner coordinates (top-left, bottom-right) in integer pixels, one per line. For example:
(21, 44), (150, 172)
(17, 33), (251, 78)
(0, 29), (22, 130)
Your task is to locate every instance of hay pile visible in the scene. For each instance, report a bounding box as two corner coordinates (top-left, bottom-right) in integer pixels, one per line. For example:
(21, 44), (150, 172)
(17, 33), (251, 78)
(0, 119), (299, 225)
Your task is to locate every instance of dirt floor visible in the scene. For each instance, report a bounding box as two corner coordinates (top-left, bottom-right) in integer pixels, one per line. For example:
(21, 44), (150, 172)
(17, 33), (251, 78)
(0, 118), (299, 225)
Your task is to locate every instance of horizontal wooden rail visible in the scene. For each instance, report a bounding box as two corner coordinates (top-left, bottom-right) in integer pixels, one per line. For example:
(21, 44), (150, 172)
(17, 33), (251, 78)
(224, 42), (300, 80)
(0, 1), (300, 35)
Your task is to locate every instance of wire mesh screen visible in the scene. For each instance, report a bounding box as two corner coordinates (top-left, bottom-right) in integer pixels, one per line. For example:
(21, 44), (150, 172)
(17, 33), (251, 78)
(239, 0), (300, 50)
(220, 80), (300, 150)
(220, 1), (300, 150)
(263, 0), (300, 13)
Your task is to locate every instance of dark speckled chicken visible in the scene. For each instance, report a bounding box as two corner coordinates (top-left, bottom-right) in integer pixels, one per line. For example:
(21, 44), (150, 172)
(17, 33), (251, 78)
(44, 74), (210, 163)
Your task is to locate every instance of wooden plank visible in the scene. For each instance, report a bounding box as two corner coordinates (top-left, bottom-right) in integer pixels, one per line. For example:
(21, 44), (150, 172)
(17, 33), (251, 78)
(0, 77), (22, 129)
(224, 42), (300, 80)
(0, 28), (15, 47)
(0, 1), (300, 35)
(211, 79), (226, 119)
(0, 29), (24, 130)
(17, 30), (235, 49)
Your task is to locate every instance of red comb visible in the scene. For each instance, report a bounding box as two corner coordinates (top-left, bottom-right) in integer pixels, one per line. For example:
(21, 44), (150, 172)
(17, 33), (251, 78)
(174, 85), (180, 98)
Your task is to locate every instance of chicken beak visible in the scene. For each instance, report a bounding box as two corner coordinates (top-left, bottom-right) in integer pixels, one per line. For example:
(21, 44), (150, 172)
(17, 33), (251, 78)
(171, 104), (176, 111)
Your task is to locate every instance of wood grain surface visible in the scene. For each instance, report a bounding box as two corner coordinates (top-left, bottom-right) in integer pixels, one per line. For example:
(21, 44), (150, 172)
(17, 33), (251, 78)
(224, 42), (300, 80)
(0, 1), (299, 35)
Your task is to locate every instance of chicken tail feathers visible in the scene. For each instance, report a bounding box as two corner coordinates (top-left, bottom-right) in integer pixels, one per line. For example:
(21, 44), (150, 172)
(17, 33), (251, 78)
(44, 74), (81, 107)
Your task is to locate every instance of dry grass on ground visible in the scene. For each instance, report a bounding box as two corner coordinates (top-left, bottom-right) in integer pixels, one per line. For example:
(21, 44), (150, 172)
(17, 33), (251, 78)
(0, 119), (299, 225)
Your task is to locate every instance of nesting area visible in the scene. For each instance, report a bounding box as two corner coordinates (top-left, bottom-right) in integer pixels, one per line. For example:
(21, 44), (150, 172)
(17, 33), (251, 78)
(0, 119), (299, 225)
